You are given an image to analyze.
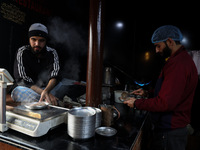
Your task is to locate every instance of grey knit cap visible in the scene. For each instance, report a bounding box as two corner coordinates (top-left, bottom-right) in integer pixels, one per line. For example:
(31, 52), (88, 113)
(28, 23), (48, 39)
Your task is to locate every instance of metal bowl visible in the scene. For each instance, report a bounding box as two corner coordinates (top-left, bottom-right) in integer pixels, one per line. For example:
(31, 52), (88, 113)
(68, 107), (96, 117)
(95, 127), (117, 137)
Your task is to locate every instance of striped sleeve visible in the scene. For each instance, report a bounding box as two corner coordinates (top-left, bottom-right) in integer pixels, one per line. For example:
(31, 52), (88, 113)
(46, 46), (60, 78)
(17, 46), (34, 83)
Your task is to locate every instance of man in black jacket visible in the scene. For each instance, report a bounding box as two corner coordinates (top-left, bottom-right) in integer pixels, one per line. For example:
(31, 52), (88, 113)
(12, 23), (61, 105)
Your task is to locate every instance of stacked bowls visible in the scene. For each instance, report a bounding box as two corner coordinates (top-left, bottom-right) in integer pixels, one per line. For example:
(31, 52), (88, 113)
(94, 107), (102, 128)
(67, 107), (96, 139)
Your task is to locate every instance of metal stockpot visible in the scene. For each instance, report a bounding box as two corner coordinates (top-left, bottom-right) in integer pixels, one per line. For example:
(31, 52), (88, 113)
(67, 107), (96, 139)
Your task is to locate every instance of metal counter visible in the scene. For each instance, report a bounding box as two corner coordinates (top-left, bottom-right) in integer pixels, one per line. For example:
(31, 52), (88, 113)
(0, 103), (147, 150)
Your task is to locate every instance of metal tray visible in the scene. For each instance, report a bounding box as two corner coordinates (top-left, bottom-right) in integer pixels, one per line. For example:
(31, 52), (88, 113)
(24, 102), (49, 110)
(95, 127), (117, 137)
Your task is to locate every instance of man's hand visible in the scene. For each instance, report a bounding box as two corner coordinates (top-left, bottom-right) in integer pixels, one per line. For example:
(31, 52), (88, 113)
(131, 88), (145, 96)
(131, 88), (148, 97)
(123, 97), (136, 108)
(39, 78), (58, 105)
(39, 90), (58, 105)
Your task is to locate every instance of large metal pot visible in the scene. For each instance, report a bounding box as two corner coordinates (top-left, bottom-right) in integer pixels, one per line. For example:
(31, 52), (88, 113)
(67, 107), (96, 139)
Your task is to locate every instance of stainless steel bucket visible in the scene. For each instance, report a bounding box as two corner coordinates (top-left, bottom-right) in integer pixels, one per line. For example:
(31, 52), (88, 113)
(67, 107), (96, 139)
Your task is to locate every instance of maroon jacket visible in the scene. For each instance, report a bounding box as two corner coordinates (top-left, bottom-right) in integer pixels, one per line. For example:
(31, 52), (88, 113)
(135, 46), (198, 129)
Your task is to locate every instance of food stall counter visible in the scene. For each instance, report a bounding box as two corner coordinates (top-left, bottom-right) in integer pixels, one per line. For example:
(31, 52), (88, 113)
(0, 103), (148, 150)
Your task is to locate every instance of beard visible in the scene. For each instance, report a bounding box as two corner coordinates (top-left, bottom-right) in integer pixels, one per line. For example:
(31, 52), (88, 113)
(154, 43), (172, 69)
(31, 46), (46, 58)
(31, 46), (42, 54)
(159, 43), (172, 60)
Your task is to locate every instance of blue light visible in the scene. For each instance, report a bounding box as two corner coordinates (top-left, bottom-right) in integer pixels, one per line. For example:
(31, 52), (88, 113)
(134, 81), (151, 87)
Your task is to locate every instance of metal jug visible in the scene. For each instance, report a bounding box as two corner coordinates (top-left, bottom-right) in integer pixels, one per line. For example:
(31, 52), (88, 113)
(99, 104), (120, 127)
(103, 67), (115, 85)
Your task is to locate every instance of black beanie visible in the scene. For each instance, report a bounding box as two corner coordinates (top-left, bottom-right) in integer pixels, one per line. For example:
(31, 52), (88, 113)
(28, 23), (48, 39)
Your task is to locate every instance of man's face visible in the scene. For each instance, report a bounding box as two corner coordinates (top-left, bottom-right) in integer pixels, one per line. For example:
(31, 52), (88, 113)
(29, 36), (46, 54)
(154, 41), (172, 59)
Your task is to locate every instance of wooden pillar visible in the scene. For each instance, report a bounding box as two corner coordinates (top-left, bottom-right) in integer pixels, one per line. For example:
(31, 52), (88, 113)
(86, 0), (104, 107)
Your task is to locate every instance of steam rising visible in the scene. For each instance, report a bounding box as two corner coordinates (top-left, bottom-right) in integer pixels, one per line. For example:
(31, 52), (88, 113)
(48, 17), (87, 80)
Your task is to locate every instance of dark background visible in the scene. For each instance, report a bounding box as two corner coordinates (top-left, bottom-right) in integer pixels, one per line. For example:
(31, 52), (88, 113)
(0, 0), (199, 87)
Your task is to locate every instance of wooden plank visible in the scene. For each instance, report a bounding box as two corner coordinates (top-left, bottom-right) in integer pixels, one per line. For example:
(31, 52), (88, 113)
(0, 141), (22, 150)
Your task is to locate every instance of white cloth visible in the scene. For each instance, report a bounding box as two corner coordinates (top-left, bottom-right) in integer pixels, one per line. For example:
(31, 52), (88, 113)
(188, 50), (200, 75)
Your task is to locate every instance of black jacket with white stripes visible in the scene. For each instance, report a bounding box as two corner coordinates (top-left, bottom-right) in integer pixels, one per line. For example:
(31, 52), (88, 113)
(13, 45), (60, 88)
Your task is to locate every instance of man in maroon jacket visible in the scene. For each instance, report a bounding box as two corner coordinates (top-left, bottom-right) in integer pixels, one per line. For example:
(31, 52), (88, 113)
(124, 25), (198, 150)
